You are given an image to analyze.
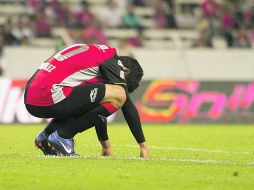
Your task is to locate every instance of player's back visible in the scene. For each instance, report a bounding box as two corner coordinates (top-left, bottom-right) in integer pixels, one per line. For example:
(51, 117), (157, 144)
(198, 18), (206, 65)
(25, 44), (116, 106)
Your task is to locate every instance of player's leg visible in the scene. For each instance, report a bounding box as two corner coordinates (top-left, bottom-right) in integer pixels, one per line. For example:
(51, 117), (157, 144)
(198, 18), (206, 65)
(47, 114), (107, 156)
(29, 84), (105, 155)
(34, 119), (66, 155)
(36, 114), (109, 156)
(54, 84), (126, 139)
(68, 84), (126, 119)
(102, 84), (126, 109)
(43, 83), (125, 139)
(47, 84), (126, 156)
(35, 116), (102, 156)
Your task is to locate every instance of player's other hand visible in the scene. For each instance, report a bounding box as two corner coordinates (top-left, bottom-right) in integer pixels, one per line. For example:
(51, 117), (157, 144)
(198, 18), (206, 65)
(102, 147), (112, 156)
(139, 142), (149, 158)
(100, 139), (112, 156)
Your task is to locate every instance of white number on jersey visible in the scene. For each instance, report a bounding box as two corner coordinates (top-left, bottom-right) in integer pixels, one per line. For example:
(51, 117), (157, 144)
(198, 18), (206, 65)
(39, 62), (56, 73)
(95, 44), (109, 52)
(54, 44), (89, 61)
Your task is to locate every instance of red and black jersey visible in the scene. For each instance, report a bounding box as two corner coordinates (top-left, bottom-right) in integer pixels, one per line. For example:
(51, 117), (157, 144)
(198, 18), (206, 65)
(25, 44), (126, 106)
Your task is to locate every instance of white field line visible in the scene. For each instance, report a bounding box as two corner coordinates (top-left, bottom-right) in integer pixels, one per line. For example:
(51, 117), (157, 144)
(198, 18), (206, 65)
(82, 144), (254, 156)
(1, 153), (253, 166)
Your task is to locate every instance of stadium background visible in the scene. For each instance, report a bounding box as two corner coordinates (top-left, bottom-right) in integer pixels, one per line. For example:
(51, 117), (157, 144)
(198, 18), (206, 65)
(0, 0), (253, 124)
(0, 1), (254, 190)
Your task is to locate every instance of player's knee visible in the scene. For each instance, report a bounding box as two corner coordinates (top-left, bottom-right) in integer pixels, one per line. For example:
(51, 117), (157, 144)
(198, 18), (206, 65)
(114, 86), (126, 107)
(104, 84), (126, 109)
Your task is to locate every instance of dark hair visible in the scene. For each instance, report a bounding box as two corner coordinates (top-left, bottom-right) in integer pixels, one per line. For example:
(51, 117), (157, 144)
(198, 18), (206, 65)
(119, 56), (143, 93)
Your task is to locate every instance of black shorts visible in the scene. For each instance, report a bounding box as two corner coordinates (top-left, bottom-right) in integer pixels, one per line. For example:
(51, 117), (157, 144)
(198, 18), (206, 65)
(25, 84), (105, 119)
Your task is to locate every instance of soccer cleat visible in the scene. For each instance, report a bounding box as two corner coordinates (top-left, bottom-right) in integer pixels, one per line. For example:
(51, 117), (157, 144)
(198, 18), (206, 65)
(35, 130), (57, 156)
(48, 131), (77, 156)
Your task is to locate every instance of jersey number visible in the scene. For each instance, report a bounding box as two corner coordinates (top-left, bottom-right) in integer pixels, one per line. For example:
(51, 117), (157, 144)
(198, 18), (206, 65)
(95, 44), (109, 52)
(54, 44), (89, 61)
(39, 62), (56, 72)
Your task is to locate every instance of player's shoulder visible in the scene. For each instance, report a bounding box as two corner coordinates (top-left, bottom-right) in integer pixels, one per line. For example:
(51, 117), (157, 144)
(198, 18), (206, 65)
(88, 44), (116, 53)
(88, 44), (118, 63)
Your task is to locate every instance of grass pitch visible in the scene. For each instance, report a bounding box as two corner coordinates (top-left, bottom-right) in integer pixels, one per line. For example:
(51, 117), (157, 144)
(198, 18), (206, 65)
(0, 124), (253, 190)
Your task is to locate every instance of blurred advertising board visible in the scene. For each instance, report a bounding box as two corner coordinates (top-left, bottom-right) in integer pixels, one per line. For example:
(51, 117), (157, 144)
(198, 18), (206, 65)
(0, 78), (254, 124)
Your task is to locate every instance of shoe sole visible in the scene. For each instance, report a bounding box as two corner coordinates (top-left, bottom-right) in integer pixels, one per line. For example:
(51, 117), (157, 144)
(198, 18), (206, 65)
(35, 139), (57, 156)
(48, 142), (77, 157)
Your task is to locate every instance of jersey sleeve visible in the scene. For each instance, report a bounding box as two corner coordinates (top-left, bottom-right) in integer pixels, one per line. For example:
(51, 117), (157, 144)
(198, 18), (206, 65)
(95, 116), (108, 142)
(121, 91), (146, 143)
(99, 56), (127, 85)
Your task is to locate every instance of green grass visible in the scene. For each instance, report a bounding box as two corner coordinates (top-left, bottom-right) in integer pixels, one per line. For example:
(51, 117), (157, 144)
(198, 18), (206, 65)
(0, 124), (253, 190)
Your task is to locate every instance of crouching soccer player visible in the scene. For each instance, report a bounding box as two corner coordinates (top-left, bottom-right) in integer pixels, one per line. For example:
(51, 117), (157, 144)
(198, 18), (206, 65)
(24, 44), (148, 158)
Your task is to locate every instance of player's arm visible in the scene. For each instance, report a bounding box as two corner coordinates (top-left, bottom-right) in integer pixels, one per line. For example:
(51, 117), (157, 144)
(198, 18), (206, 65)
(121, 92), (148, 158)
(97, 56), (125, 156)
(99, 55), (148, 158)
(94, 116), (112, 156)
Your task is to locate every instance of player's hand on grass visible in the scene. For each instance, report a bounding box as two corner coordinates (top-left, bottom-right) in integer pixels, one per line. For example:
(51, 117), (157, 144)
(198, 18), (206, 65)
(102, 147), (112, 156)
(139, 142), (149, 158)
(100, 139), (112, 156)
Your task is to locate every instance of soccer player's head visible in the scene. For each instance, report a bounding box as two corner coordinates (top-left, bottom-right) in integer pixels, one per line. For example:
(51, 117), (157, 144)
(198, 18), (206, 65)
(119, 56), (143, 93)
